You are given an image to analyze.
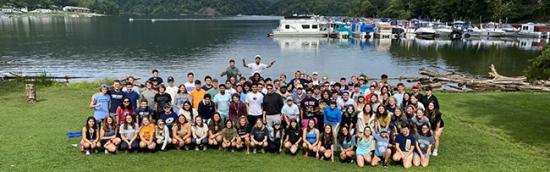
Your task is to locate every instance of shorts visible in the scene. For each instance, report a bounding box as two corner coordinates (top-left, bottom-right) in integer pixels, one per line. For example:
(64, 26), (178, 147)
(414, 152), (430, 159)
(192, 138), (208, 145)
(80, 140), (97, 152)
(356, 150), (371, 157)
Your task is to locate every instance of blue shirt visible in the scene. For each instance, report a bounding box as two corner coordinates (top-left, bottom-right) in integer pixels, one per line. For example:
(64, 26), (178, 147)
(123, 91), (140, 109)
(109, 89), (124, 113)
(93, 93), (111, 121)
(396, 133), (416, 152)
(160, 112), (178, 133)
(135, 107), (153, 125)
(213, 93), (231, 116)
(324, 107), (342, 126)
(373, 133), (389, 156)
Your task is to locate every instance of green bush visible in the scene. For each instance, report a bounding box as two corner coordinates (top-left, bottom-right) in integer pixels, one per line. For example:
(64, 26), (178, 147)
(525, 48), (550, 82)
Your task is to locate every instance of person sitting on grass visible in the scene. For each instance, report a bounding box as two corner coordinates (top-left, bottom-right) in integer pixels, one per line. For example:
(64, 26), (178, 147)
(221, 120), (239, 152)
(154, 119), (170, 151)
(172, 115), (192, 150)
(337, 126), (355, 162)
(414, 124), (434, 167)
(236, 116), (251, 154)
(119, 114), (139, 152)
(267, 121), (285, 153)
(371, 128), (391, 168)
(427, 101), (444, 157)
(283, 119), (302, 155)
(139, 117), (156, 151)
(318, 125), (335, 161)
(208, 112), (224, 148)
(393, 124), (416, 169)
(81, 116), (101, 155)
(302, 119), (320, 158)
(250, 119), (269, 154)
(100, 116), (121, 154)
(355, 127), (374, 167)
(192, 116), (209, 151)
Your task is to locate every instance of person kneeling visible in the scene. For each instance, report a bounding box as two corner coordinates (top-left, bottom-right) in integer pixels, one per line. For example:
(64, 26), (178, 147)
(393, 125), (416, 169)
(338, 126), (355, 163)
(154, 119), (170, 151)
(100, 116), (121, 154)
(284, 120), (302, 155)
(172, 115), (192, 150)
(318, 125), (335, 161)
(267, 121), (285, 153)
(221, 120), (239, 152)
(413, 124), (434, 167)
(302, 119), (319, 158)
(139, 117), (156, 151)
(119, 115), (139, 152)
(208, 113), (224, 149)
(250, 119), (268, 153)
(192, 116), (209, 151)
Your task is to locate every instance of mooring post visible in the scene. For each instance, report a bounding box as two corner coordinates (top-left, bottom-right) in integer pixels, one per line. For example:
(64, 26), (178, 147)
(26, 84), (36, 103)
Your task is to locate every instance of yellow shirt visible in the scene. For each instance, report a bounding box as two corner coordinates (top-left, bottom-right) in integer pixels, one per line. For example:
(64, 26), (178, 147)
(190, 89), (206, 109)
(139, 124), (155, 141)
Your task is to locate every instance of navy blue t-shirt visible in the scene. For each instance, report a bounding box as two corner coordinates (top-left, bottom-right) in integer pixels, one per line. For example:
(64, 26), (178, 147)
(396, 133), (416, 152)
(123, 91), (140, 109)
(109, 89), (124, 113)
(148, 77), (163, 84)
(160, 112), (178, 133)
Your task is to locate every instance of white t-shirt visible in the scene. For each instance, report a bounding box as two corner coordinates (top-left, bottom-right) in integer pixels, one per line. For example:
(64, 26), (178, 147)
(337, 97), (355, 110)
(184, 82), (195, 92)
(247, 63), (268, 76)
(246, 92), (264, 116)
(166, 85), (178, 103)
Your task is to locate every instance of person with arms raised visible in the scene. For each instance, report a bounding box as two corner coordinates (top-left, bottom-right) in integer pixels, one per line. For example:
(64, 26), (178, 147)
(221, 59), (241, 81)
(242, 55), (276, 76)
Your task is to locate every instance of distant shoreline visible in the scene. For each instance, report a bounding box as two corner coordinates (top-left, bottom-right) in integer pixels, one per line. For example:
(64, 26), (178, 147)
(0, 12), (105, 18)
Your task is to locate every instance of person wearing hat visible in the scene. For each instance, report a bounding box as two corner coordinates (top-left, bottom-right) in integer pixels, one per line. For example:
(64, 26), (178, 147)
(292, 84), (306, 105)
(153, 84), (172, 121)
(242, 55), (276, 76)
(411, 83), (423, 101)
(165, 76), (178, 104)
(159, 104), (178, 132)
(421, 86), (439, 110)
(310, 72), (320, 86)
(281, 97), (300, 128)
(371, 127), (392, 168)
(267, 121), (285, 153)
(321, 76), (329, 85)
(190, 80), (206, 109)
(89, 84), (111, 124)
(358, 76), (368, 94)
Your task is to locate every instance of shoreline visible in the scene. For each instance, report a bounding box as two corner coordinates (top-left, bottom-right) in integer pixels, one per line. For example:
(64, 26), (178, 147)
(0, 12), (106, 18)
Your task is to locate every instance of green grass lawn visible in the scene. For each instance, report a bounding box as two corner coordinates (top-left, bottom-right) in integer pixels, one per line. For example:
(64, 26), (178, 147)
(1, 81), (549, 171)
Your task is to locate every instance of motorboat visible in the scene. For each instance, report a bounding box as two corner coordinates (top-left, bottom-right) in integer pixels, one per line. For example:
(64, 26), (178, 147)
(481, 22), (505, 37)
(374, 22), (392, 39)
(500, 24), (519, 37)
(351, 22), (375, 39)
(414, 21), (436, 39)
(269, 16), (329, 37)
(432, 22), (452, 38)
(518, 23), (542, 38)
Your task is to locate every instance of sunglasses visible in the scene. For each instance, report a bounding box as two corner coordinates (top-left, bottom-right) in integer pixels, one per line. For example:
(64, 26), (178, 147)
(123, 101), (130, 103)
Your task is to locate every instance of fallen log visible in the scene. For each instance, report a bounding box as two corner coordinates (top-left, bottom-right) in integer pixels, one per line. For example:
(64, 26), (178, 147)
(488, 64), (526, 81)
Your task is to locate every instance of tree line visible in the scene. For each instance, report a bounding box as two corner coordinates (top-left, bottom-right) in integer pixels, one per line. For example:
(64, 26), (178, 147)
(1, 0), (549, 22)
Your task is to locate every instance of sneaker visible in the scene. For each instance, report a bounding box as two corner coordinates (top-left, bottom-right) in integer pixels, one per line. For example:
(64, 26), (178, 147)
(303, 152), (308, 158)
(184, 146), (189, 151)
(261, 149), (265, 154)
(85, 150), (90, 155)
(104, 150), (108, 154)
(253, 149), (257, 154)
(231, 149), (235, 153)
(202, 146), (207, 151)
(195, 147), (199, 151)
(432, 149), (438, 156)
(383, 163), (388, 168)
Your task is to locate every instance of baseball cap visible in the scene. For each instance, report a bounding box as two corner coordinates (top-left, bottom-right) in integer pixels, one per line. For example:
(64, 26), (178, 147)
(322, 76), (328, 80)
(163, 104), (171, 109)
(100, 84), (108, 89)
(255, 55), (261, 59)
(167, 76), (174, 82)
(273, 121), (281, 125)
(380, 128), (388, 133)
(296, 84), (303, 89)
(286, 97), (293, 102)
(413, 83), (421, 89)
(312, 72), (318, 75)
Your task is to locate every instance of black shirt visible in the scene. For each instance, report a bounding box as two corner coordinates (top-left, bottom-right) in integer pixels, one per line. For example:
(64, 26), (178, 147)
(154, 93), (172, 112)
(198, 101), (216, 120)
(237, 126), (249, 136)
(251, 126), (268, 141)
(300, 97), (319, 118)
(262, 93), (284, 115)
(148, 77), (163, 84)
(286, 127), (301, 143)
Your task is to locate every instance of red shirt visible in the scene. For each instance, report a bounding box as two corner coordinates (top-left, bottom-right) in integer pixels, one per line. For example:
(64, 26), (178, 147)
(116, 106), (135, 124)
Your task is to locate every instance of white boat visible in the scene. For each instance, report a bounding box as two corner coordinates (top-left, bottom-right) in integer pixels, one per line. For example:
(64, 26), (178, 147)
(269, 16), (328, 37)
(500, 24), (518, 37)
(482, 22), (505, 37)
(374, 22), (392, 39)
(432, 22), (452, 38)
(518, 23), (542, 38)
(414, 21), (436, 39)
(463, 27), (484, 37)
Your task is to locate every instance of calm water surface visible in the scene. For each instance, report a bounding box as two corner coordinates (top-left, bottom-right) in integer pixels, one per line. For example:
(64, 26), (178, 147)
(0, 16), (546, 83)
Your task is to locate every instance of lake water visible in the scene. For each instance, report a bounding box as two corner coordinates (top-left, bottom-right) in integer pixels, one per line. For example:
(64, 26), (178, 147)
(0, 16), (546, 83)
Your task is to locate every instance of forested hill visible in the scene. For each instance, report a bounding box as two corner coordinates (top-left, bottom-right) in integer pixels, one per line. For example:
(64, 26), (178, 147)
(1, 0), (549, 22)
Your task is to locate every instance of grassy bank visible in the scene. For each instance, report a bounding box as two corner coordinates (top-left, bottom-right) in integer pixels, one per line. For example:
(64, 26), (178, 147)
(0, 81), (549, 171)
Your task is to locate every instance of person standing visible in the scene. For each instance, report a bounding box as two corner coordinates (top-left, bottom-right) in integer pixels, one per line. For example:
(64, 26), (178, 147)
(197, 94), (216, 123)
(148, 69), (163, 85)
(301, 89), (319, 130)
(184, 72), (196, 92)
(221, 59), (242, 81)
(207, 79), (220, 97)
(123, 82), (140, 110)
(228, 93), (247, 123)
(109, 80), (124, 118)
(153, 85), (172, 121)
(201, 76), (214, 91)
(242, 55), (276, 76)
(89, 84), (111, 123)
(140, 81), (157, 109)
(190, 80), (206, 110)
(245, 83), (264, 131)
(262, 84), (284, 129)
(165, 76), (178, 104)
(213, 84), (231, 122)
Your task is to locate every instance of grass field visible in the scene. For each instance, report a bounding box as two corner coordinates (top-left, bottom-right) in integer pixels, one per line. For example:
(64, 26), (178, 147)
(1, 80), (549, 171)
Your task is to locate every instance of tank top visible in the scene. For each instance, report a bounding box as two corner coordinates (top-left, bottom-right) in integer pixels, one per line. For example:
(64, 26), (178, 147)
(103, 127), (115, 137)
(86, 128), (97, 140)
(306, 130), (317, 144)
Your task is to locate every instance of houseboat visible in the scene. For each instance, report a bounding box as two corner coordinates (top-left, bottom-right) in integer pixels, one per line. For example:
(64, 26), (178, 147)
(269, 16), (329, 37)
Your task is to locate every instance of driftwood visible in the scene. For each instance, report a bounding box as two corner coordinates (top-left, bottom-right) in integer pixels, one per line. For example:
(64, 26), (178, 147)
(419, 64), (550, 92)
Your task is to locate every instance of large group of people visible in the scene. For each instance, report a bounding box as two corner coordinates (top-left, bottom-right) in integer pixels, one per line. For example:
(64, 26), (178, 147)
(84, 55), (444, 169)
